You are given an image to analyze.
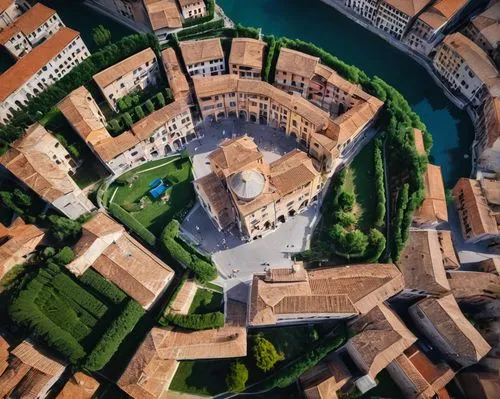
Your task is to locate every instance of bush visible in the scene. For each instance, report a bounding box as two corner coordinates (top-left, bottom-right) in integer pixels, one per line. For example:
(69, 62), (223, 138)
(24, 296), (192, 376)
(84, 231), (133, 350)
(108, 203), (156, 246)
(391, 184), (409, 260)
(373, 141), (386, 228)
(156, 92), (166, 107)
(178, 19), (225, 40)
(365, 229), (386, 263)
(134, 105), (145, 120)
(253, 335), (284, 372)
(226, 362), (248, 393)
(334, 210), (356, 228)
(84, 300), (144, 371)
(93, 25), (112, 47)
(161, 220), (217, 282)
(144, 99), (155, 115)
(48, 215), (82, 245)
(262, 36), (276, 82)
(52, 247), (74, 266)
(337, 192), (355, 212)
(236, 23), (260, 39)
(80, 269), (127, 304)
(163, 312), (224, 330)
(121, 112), (133, 128)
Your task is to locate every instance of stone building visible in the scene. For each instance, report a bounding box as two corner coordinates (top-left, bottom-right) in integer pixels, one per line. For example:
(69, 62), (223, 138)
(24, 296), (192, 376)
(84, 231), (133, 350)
(59, 86), (195, 175)
(410, 294), (491, 367)
(180, 37), (225, 77)
(179, 0), (207, 20)
(0, 3), (64, 58)
(144, 0), (182, 45)
(66, 212), (175, 309)
(248, 262), (404, 326)
(0, 26), (89, 124)
(193, 74), (382, 173)
(433, 33), (500, 107)
(0, 0), (27, 28)
(0, 338), (66, 399)
(161, 47), (191, 103)
(403, 0), (468, 55)
(0, 124), (95, 219)
(0, 217), (44, 281)
(93, 48), (161, 112)
(463, 0), (500, 64)
(344, 0), (381, 23)
(452, 177), (500, 243)
(476, 93), (500, 173)
(194, 136), (323, 239)
(229, 38), (266, 80)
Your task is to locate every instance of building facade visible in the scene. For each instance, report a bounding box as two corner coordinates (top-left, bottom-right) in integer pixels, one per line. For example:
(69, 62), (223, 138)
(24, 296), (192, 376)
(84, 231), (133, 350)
(179, 0), (207, 20)
(433, 33), (500, 107)
(89, 0), (150, 29)
(93, 48), (161, 112)
(476, 95), (500, 173)
(0, 27), (89, 124)
(0, 124), (95, 220)
(0, 0), (26, 29)
(229, 38), (266, 80)
(180, 37), (225, 77)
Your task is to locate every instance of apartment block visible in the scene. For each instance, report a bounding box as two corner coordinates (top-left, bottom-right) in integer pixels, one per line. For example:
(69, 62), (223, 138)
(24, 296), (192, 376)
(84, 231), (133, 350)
(144, 0), (182, 45)
(180, 37), (225, 77)
(374, 0), (432, 40)
(93, 48), (160, 112)
(403, 0), (468, 55)
(452, 177), (500, 244)
(433, 33), (500, 106)
(0, 123), (96, 220)
(344, 0), (381, 23)
(463, 0), (500, 62)
(0, 27), (89, 124)
(59, 86), (195, 175)
(179, 0), (207, 20)
(0, 0), (26, 28)
(229, 37), (266, 80)
(0, 3), (64, 58)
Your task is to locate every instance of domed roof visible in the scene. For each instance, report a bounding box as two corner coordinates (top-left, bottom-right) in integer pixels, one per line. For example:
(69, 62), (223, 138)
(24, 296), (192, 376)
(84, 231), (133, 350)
(230, 169), (265, 201)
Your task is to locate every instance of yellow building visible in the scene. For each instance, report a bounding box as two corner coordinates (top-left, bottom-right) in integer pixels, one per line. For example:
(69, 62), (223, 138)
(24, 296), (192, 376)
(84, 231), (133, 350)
(194, 136), (323, 240)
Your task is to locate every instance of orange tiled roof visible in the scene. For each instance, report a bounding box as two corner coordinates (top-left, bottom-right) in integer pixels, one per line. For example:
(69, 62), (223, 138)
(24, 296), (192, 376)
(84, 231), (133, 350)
(144, 0), (182, 30)
(180, 38), (224, 65)
(418, 0), (468, 29)
(0, 27), (80, 101)
(229, 38), (266, 69)
(57, 372), (99, 399)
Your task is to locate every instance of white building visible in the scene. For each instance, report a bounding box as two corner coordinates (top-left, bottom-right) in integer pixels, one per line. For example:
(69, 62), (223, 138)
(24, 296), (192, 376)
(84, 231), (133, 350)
(0, 0), (26, 29)
(0, 123), (95, 220)
(58, 86), (196, 175)
(0, 3), (64, 58)
(179, 0), (207, 20)
(433, 32), (500, 107)
(180, 38), (225, 77)
(403, 0), (468, 56)
(93, 47), (161, 112)
(344, 0), (381, 23)
(0, 27), (90, 124)
(374, 0), (432, 40)
(144, 0), (182, 45)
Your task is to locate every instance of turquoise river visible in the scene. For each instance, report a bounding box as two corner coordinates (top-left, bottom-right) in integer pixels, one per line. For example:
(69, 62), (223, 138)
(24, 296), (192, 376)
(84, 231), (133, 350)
(219, 0), (475, 187)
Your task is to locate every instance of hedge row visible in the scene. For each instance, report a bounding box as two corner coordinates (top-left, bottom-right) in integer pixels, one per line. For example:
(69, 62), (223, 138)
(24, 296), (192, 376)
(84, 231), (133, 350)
(178, 19), (225, 40)
(108, 203), (157, 246)
(83, 299), (144, 371)
(262, 36), (277, 83)
(262, 335), (345, 390)
(182, 0), (215, 27)
(161, 220), (217, 282)
(373, 140), (386, 228)
(236, 23), (260, 39)
(163, 311), (224, 330)
(391, 183), (409, 260)
(79, 268), (128, 305)
(0, 33), (159, 150)
(9, 270), (86, 363)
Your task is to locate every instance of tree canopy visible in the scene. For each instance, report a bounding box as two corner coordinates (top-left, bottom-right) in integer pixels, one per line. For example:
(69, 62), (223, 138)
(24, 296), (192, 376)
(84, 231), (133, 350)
(226, 361), (248, 392)
(253, 335), (284, 372)
(92, 25), (112, 47)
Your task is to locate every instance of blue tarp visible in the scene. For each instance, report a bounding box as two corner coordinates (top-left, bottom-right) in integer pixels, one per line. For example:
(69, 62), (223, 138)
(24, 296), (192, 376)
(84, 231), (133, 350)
(149, 183), (167, 199)
(149, 178), (162, 188)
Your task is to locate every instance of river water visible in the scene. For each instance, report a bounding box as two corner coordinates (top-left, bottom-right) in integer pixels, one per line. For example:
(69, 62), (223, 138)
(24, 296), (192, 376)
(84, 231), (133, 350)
(219, 0), (474, 186)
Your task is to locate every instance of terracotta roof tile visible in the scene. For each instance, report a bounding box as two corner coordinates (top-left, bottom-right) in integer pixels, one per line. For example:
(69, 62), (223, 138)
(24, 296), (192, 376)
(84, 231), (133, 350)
(144, 0), (182, 30)
(57, 372), (99, 399)
(229, 38), (266, 69)
(131, 100), (188, 140)
(383, 0), (433, 17)
(418, 0), (468, 29)
(180, 38), (223, 65)
(414, 164), (448, 225)
(161, 47), (190, 100)
(0, 27), (80, 101)
(448, 270), (500, 300)
(276, 47), (319, 78)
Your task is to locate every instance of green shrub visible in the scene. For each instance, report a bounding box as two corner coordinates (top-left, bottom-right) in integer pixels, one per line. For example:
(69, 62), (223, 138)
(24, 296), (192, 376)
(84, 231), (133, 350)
(373, 141), (386, 228)
(365, 229), (386, 263)
(391, 184), (409, 260)
(122, 202), (141, 212)
(144, 99), (155, 115)
(334, 210), (356, 228)
(178, 19), (225, 39)
(156, 92), (166, 107)
(262, 36), (276, 82)
(84, 300), (144, 371)
(337, 192), (355, 212)
(48, 215), (82, 245)
(52, 247), (74, 265)
(80, 269), (127, 304)
(236, 23), (260, 39)
(134, 105), (145, 120)
(253, 335), (284, 372)
(92, 25), (112, 47)
(121, 112), (133, 128)
(163, 312), (224, 330)
(108, 203), (156, 246)
(226, 361), (248, 393)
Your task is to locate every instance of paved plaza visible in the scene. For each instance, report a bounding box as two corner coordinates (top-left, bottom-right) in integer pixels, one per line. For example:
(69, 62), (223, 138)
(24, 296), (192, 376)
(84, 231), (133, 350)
(181, 118), (321, 284)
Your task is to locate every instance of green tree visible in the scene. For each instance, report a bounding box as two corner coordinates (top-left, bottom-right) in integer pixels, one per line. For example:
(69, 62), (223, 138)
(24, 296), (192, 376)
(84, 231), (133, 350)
(52, 247), (74, 266)
(48, 215), (81, 245)
(122, 112), (133, 129)
(337, 191), (355, 212)
(13, 188), (32, 208)
(253, 335), (284, 372)
(92, 25), (112, 48)
(134, 105), (145, 120)
(156, 92), (166, 107)
(226, 361), (248, 392)
(144, 99), (155, 114)
(335, 210), (356, 228)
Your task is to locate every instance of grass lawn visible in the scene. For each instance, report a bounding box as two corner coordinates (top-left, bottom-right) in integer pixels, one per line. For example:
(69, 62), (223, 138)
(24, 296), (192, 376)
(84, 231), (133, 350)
(188, 288), (223, 314)
(343, 140), (376, 231)
(108, 156), (195, 236)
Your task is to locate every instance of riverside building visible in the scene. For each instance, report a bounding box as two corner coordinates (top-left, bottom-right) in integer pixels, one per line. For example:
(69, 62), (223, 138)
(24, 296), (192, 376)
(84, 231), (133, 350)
(179, 0), (207, 20)
(179, 37), (225, 77)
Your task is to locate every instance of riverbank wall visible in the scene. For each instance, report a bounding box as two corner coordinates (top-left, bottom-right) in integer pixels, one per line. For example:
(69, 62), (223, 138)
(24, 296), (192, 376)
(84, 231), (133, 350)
(319, 0), (483, 179)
